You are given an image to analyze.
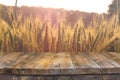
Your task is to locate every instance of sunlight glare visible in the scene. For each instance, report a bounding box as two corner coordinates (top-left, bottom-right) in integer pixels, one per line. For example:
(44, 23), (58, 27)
(0, 0), (112, 13)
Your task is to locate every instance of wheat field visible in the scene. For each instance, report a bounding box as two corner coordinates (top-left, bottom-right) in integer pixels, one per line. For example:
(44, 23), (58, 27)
(0, 10), (120, 53)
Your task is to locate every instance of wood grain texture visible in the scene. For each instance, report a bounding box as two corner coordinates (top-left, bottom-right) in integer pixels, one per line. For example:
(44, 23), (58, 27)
(70, 52), (101, 74)
(0, 74), (120, 80)
(88, 52), (120, 74)
(46, 53), (74, 75)
(0, 52), (24, 68)
(0, 52), (120, 77)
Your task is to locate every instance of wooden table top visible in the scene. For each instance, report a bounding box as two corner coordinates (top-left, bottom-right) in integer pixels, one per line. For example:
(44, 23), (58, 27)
(0, 52), (120, 76)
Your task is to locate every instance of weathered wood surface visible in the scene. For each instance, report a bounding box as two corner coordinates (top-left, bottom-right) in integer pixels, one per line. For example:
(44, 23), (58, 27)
(1, 74), (120, 80)
(0, 52), (120, 77)
(0, 52), (120, 76)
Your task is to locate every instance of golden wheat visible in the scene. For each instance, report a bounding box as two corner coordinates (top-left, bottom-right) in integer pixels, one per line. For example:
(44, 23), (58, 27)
(0, 10), (120, 53)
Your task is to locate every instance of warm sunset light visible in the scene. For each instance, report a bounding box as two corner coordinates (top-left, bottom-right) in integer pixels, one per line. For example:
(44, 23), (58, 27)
(0, 0), (112, 13)
(0, 0), (120, 78)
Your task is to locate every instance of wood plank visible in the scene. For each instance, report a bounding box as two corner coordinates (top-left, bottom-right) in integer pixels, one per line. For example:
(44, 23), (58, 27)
(89, 52), (120, 74)
(0, 52), (24, 68)
(47, 53), (74, 75)
(16, 53), (55, 75)
(102, 52), (120, 66)
(0, 53), (24, 75)
(70, 52), (101, 74)
(89, 53), (115, 68)
(0, 75), (120, 80)
(108, 52), (120, 60)
(82, 53), (101, 68)
(59, 53), (74, 74)
(4, 53), (36, 68)
(102, 52), (120, 74)
(0, 52), (120, 76)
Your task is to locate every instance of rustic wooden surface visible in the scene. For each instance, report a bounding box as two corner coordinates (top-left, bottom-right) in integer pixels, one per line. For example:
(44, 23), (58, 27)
(0, 74), (120, 80)
(0, 52), (120, 80)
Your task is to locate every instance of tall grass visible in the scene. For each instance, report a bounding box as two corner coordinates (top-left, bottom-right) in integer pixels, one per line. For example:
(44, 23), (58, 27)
(0, 10), (120, 53)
